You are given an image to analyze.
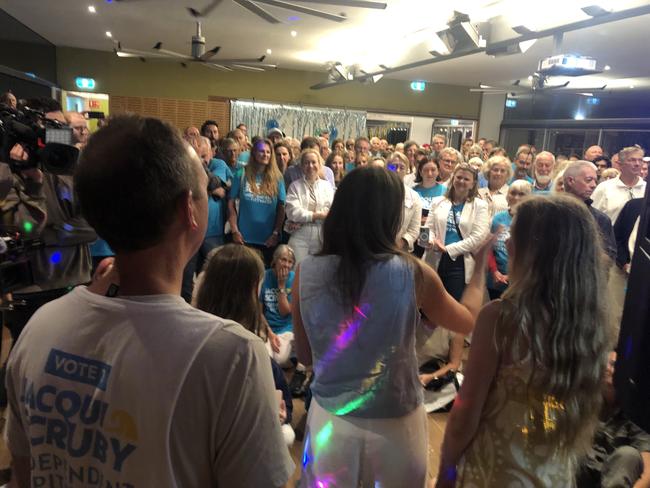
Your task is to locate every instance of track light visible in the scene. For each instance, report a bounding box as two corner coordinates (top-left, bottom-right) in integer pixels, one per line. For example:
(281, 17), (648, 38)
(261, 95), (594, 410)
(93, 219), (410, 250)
(582, 5), (612, 17)
(433, 11), (481, 54)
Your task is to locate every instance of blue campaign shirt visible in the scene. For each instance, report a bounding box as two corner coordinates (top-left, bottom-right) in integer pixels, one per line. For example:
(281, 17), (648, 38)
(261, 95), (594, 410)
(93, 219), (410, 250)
(261, 268), (295, 334)
(206, 159), (233, 238)
(345, 162), (356, 172)
(445, 202), (465, 245)
(488, 210), (513, 290)
(413, 184), (447, 211)
(230, 172), (286, 245)
(238, 150), (250, 164)
(89, 238), (113, 258)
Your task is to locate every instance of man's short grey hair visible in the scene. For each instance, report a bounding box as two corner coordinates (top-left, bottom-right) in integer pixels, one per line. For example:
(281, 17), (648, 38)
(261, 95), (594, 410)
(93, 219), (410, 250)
(509, 179), (533, 195)
(563, 160), (597, 184)
(535, 151), (556, 166)
(618, 146), (645, 163)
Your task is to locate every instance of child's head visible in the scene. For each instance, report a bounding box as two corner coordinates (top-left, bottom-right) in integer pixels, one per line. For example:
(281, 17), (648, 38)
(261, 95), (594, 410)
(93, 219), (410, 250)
(194, 244), (265, 337)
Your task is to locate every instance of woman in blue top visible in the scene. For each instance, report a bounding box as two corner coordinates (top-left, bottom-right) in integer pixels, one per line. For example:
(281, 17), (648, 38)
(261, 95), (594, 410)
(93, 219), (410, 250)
(228, 138), (286, 266)
(487, 179), (532, 299)
(413, 157), (447, 223)
(292, 166), (490, 488)
(421, 163), (490, 300)
(261, 245), (297, 367)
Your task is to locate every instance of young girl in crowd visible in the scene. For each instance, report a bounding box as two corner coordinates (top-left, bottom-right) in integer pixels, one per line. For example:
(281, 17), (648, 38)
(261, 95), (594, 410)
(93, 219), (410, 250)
(436, 195), (608, 487)
(325, 151), (345, 187)
(228, 138), (286, 266)
(194, 244), (296, 447)
(293, 166), (490, 488)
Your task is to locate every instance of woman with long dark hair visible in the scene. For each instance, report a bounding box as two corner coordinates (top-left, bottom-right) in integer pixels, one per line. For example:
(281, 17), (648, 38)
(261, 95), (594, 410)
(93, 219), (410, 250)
(228, 138), (285, 265)
(436, 195), (608, 487)
(292, 166), (490, 488)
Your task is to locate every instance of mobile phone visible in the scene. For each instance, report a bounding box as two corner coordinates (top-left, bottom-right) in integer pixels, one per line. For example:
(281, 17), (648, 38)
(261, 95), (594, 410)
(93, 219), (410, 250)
(387, 163), (397, 172)
(418, 226), (430, 245)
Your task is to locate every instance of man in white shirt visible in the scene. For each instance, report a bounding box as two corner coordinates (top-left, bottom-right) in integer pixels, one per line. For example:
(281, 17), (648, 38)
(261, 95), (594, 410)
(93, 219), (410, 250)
(5, 115), (294, 487)
(592, 146), (647, 224)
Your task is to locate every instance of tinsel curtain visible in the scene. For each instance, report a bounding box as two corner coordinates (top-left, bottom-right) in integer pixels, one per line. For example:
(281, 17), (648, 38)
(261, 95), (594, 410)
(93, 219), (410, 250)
(230, 99), (367, 142)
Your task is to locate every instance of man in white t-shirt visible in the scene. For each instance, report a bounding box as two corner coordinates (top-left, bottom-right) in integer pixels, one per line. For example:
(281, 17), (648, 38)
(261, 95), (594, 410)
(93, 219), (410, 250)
(592, 146), (647, 224)
(5, 115), (294, 487)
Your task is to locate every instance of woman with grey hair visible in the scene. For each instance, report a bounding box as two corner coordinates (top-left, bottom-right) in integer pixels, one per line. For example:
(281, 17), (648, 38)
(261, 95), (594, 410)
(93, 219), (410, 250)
(438, 147), (464, 185)
(478, 155), (513, 219)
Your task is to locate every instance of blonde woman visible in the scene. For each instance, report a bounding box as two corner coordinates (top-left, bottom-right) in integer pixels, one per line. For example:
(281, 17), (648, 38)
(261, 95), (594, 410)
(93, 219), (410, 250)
(421, 163), (489, 300)
(478, 155), (513, 220)
(228, 138), (285, 265)
(285, 149), (335, 264)
(436, 195), (607, 487)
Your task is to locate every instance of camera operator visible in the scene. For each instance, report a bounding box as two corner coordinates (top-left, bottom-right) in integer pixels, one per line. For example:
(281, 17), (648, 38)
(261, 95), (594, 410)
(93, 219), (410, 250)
(1, 98), (95, 343)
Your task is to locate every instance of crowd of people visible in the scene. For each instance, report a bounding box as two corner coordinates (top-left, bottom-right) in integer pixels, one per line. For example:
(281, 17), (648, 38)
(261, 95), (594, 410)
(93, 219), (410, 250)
(1, 88), (649, 487)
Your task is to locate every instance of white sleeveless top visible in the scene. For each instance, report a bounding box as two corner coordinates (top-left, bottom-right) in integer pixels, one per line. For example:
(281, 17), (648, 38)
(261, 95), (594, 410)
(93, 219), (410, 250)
(299, 254), (421, 418)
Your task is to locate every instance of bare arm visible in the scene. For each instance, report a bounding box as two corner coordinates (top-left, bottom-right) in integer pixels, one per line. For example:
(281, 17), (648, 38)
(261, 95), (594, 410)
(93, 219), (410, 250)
(291, 266), (313, 366)
(420, 334), (464, 386)
(436, 301), (501, 487)
(634, 452), (650, 488)
(417, 232), (491, 334)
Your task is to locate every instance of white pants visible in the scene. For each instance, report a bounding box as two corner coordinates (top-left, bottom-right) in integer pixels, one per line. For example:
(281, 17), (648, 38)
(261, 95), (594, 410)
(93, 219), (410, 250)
(288, 224), (323, 265)
(299, 400), (428, 488)
(266, 331), (295, 368)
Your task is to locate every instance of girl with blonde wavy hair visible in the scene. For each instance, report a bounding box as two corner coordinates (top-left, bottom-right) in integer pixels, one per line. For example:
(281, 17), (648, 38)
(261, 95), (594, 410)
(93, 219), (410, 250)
(436, 194), (608, 488)
(228, 138), (286, 265)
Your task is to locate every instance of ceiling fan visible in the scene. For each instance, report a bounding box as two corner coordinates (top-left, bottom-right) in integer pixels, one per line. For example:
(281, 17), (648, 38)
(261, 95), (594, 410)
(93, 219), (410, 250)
(470, 72), (608, 97)
(114, 21), (276, 72)
(187, 0), (387, 24)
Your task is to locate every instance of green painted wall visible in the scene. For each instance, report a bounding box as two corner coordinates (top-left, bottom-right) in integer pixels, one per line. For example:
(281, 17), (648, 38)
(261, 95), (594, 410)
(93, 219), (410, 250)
(56, 46), (480, 119)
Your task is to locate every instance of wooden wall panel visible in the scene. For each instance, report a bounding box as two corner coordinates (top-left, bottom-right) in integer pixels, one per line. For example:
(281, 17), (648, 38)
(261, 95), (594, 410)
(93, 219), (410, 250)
(109, 96), (231, 133)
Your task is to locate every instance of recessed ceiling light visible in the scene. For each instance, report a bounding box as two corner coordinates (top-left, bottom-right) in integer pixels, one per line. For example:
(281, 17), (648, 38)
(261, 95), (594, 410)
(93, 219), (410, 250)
(604, 65), (611, 70)
(105, 31), (112, 38)
(629, 85), (635, 89)
(88, 5), (96, 13)
(266, 48), (272, 55)
(290, 30), (297, 37)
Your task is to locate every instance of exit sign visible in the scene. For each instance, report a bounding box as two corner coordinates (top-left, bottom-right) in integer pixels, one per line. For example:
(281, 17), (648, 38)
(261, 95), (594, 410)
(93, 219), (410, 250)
(75, 77), (96, 90)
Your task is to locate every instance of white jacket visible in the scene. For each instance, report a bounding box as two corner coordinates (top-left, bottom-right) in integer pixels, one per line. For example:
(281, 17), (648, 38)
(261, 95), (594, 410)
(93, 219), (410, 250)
(400, 185), (423, 252)
(285, 177), (335, 223)
(423, 196), (489, 283)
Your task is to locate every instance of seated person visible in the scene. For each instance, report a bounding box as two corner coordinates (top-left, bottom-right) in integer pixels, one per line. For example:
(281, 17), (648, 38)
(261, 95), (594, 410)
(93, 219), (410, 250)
(416, 320), (464, 413)
(576, 352), (650, 488)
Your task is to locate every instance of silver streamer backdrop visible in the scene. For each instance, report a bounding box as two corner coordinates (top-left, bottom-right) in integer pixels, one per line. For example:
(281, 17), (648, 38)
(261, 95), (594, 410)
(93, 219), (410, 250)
(230, 100), (366, 143)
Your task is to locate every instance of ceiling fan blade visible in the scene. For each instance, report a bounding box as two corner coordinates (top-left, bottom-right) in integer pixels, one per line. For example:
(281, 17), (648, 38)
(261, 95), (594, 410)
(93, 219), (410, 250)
(233, 0), (282, 23)
(206, 63), (234, 72)
(187, 0), (224, 17)
(469, 88), (507, 93)
(256, 0), (346, 21)
(230, 64), (267, 72)
(310, 80), (346, 90)
(153, 42), (194, 60)
(545, 81), (571, 90)
(199, 46), (221, 61)
(296, 0), (386, 8)
(212, 56), (267, 63)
